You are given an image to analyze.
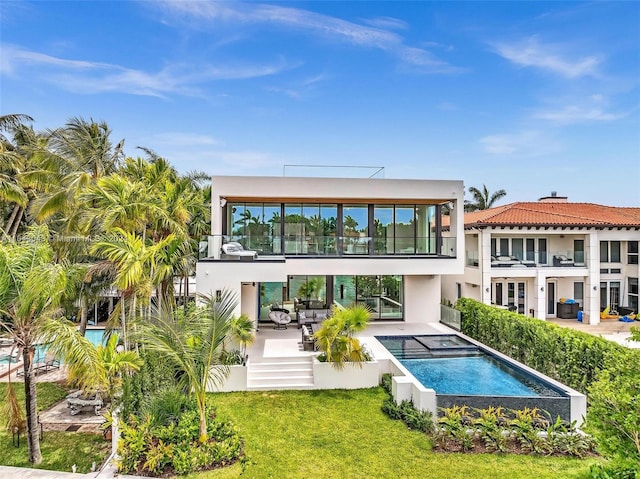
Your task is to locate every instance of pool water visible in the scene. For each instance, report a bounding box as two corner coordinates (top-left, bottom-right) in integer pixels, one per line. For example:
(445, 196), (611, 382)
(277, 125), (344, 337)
(0, 328), (108, 364)
(400, 355), (561, 397)
(377, 334), (563, 398)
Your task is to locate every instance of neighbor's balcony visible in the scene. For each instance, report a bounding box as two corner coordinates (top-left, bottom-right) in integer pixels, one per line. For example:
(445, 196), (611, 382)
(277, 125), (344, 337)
(488, 250), (587, 268)
(200, 235), (456, 259)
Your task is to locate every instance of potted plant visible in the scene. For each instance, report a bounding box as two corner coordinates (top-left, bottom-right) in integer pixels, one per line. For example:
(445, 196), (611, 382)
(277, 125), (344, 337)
(312, 304), (378, 389)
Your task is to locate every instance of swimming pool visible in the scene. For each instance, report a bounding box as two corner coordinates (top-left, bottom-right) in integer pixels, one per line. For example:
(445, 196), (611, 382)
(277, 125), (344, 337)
(376, 334), (571, 420)
(0, 328), (108, 364)
(400, 355), (562, 397)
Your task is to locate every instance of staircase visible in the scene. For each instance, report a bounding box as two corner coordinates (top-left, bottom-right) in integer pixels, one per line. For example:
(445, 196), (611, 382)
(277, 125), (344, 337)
(247, 356), (315, 390)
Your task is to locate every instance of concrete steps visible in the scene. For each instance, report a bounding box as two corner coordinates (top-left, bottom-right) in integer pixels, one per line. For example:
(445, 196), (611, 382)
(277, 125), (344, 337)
(248, 356), (314, 390)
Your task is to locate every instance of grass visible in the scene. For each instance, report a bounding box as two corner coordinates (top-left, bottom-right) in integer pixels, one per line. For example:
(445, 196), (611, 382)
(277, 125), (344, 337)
(0, 382), (111, 474)
(190, 388), (597, 479)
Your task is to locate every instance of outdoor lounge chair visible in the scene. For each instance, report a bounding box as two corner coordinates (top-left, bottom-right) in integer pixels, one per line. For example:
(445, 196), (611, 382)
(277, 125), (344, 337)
(491, 256), (521, 267)
(269, 310), (292, 329)
(553, 255), (575, 267)
(221, 241), (257, 260)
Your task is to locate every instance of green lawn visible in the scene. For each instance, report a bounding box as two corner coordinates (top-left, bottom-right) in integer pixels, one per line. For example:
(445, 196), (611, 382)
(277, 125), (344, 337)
(195, 388), (597, 479)
(0, 382), (111, 474)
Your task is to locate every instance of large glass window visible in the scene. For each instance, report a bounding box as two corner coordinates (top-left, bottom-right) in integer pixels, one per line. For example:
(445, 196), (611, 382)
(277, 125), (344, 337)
(526, 239), (535, 262)
(395, 206), (415, 254)
(226, 201), (441, 256)
(228, 203), (280, 253)
(343, 205), (369, 255)
(629, 241), (639, 265)
(373, 206), (394, 254)
(601, 241), (622, 263)
(574, 240), (584, 264)
(574, 282), (584, 307)
(415, 205), (436, 253)
(600, 241), (609, 262)
(499, 238), (509, 256)
(512, 238), (524, 260)
(290, 275), (327, 309)
(334, 275), (403, 320)
(611, 241), (621, 262)
(284, 204), (304, 253)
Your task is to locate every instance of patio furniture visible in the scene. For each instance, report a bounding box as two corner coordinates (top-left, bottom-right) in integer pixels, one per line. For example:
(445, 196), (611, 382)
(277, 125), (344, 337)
(269, 310), (292, 330)
(553, 255), (575, 267)
(301, 325), (317, 352)
(66, 391), (103, 416)
(297, 309), (332, 328)
(221, 241), (257, 260)
(16, 350), (60, 376)
(491, 256), (521, 267)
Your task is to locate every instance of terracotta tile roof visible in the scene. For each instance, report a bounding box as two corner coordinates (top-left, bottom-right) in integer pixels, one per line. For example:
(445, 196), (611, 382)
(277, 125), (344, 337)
(463, 202), (640, 228)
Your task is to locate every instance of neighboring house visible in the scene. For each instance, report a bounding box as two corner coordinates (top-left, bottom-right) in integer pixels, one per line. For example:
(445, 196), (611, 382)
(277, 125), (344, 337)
(196, 175), (464, 326)
(442, 194), (640, 325)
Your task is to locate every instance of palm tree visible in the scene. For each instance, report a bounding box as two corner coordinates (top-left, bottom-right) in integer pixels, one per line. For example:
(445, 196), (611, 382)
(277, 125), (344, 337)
(313, 304), (371, 369)
(464, 184), (507, 212)
(228, 314), (255, 361)
(90, 228), (177, 347)
(0, 225), (97, 464)
(137, 290), (238, 443)
(67, 333), (143, 401)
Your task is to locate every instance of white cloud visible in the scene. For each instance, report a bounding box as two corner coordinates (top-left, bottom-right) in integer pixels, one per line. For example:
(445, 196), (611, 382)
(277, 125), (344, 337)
(534, 94), (626, 125)
(360, 16), (409, 31)
(535, 105), (624, 124)
(153, 1), (461, 73)
(479, 130), (561, 156)
(492, 36), (600, 78)
(0, 44), (290, 97)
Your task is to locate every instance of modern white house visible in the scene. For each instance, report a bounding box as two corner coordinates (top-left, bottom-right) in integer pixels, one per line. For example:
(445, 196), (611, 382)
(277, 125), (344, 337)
(196, 175), (465, 327)
(442, 194), (640, 325)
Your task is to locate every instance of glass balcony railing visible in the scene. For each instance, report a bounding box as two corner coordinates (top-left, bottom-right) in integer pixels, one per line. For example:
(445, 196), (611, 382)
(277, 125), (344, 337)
(200, 235), (456, 259)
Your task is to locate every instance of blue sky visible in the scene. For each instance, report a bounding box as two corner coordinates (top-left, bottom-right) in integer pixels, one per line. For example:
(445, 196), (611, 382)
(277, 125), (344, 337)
(1, 1), (639, 206)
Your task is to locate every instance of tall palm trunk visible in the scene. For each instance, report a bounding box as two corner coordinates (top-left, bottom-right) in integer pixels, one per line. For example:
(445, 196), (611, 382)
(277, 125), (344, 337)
(9, 207), (24, 238)
(78, 298), (89, 336)
(4, 205), (20, 237)
(22, 347), (42, 464)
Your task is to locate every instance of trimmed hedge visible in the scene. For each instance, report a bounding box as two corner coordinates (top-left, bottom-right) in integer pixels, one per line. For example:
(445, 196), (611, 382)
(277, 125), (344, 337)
(455, 298), (638, 394)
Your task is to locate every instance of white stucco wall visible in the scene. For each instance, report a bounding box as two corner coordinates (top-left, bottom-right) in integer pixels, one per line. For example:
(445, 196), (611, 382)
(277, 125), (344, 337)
(404, 275), (441, 322)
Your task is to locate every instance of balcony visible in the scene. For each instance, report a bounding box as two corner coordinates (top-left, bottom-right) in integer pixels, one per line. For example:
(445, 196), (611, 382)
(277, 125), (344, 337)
(488, 250), (586, 268)
(200, 235), (457, 259)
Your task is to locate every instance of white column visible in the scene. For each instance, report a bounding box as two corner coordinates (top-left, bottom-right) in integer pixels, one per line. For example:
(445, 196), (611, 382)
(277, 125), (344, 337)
(535, 270), (547, 320)
(586, 231), (600, 325)
(481, 230), (493, 304)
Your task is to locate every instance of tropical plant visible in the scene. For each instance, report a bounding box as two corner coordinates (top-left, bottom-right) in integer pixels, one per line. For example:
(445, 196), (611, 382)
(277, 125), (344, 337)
(137, 290), (239, 443)
(228, 314), (256, 362)
(67, 332), (143, 400)
(464, 184), (507, 212)
(0, 224), (97, 464)
(313, 304), (371, 369)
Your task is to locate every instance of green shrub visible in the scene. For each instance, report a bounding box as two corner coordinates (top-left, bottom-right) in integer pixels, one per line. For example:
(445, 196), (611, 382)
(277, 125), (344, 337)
(456, 298), (633, 393)
(399, 400), (434, 434)
(586, 359), (640, 469)
(380, 373), (392, 395)
(117, 402), (243, 476)
(456, 299), (636, 467)
(588, 461), (639, 479)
